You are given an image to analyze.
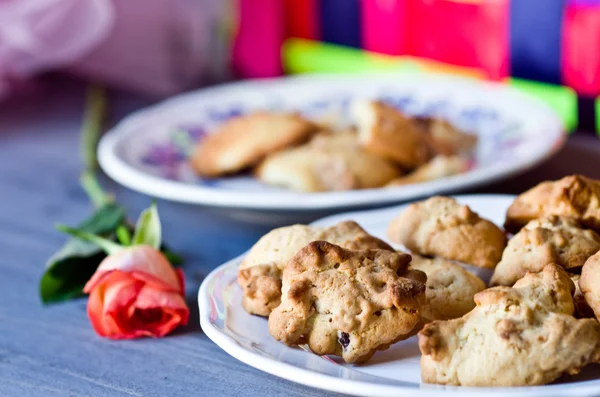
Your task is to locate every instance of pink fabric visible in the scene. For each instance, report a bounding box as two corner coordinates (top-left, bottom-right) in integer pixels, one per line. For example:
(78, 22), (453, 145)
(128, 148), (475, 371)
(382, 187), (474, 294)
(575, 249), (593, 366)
(0, 0), (113, 98)
(562, 3), (600, 96)
(361, 0), (407, 56)
(72, 0), (226, 97)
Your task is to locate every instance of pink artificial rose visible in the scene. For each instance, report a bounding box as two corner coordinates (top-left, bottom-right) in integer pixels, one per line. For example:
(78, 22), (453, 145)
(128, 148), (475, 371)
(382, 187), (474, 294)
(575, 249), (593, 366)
(83, 245), (189, 339)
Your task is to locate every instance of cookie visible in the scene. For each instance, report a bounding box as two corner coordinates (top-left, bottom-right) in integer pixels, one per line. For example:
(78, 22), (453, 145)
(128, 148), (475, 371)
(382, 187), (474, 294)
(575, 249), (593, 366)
(353, 100), (432, 169)
(238, 221), (393, 316)
(419, 264), (600, 387)
(505, 175), (600, 233)
(416, 117), (478, 156)
(387, 196), (507, 268)
(491, 216), (600, 286)
(579, 251), (600, 321)
(571, 274), (596, 319)
(255, 132), (401, 192)
(190, 112), (318, 177)
(409, 255), (486, 322)
(387, 156), (469, 187)
(268, 241), (426, 363)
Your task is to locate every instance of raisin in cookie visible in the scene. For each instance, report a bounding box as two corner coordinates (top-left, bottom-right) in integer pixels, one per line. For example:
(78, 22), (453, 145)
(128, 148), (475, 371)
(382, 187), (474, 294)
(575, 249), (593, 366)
(579, 251), (600, 321)
(387, 156), (468, 187)
(255, 132), (401, 192)
(353, 100), (432, 169)
(505, 175), (600, 233)
(491, 216), (600, 286)
(387, 196), (507, 268)
(409, 255), (485, 322)
(190, 112), (318, 177)
(238, 221), (393, 316)
(268, 241), (426, 363)
(419, 264), (600, 387)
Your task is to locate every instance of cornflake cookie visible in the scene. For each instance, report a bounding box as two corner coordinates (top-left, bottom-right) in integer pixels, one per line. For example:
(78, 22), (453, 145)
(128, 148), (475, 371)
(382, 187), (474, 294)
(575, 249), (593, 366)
(387, 196), (506, 268)
(238, 221), (393, 316)
(268, 241), (426, 363)
(416, 117), (478, 156)
(491, 216), (600, 286)
(387, 156), (468, 187)
(409, 255), (486, 322)
(353, 100), (432, 169)
(580, 251), (600, 321)
(190, 112), (318, 177)
(419, 264), (600, 387)
(255, 131), (401, 192)
(505, 175), (600, 233)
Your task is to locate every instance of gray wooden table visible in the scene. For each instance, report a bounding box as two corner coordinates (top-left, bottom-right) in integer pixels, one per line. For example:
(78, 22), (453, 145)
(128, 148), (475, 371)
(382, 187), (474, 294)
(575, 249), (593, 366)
(2, 76), (600, 397)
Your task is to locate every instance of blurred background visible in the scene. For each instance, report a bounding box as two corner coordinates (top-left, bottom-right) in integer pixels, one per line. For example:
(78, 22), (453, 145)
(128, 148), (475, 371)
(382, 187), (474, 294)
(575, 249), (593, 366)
(1, 0), (600, 132)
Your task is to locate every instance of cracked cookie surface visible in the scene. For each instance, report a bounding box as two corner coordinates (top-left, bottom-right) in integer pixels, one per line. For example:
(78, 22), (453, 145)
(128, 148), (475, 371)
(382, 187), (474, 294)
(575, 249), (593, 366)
(491, 216), (600, 286)
(387, 196), (506, 268)
(505, 175), (600, 234)
(238, 221), (393, 316)
(268, 241), (426, 363)
(419, 264), (600, 386)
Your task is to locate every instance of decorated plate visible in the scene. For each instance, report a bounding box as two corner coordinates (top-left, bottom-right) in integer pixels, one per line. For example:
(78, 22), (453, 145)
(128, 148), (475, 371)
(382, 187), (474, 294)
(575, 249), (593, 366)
(198, 195), (600, 397)
(98, 74), (565, 212)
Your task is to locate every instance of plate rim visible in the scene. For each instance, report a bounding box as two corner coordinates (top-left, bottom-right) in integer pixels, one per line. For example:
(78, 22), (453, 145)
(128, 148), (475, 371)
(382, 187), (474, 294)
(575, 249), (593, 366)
(99, 74), (566, 210)
(198, 194), (600, 397)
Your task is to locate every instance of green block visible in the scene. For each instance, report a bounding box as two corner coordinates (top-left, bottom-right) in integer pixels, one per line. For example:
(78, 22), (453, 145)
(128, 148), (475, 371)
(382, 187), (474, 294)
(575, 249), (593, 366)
(508, 78), (577, 132)
(282, 39), (419, 74)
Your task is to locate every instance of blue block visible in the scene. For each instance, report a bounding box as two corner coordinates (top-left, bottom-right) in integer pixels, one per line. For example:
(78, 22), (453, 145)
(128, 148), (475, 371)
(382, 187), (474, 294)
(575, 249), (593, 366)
(320, 0), (361, 48)
(510, 0), (566, 84)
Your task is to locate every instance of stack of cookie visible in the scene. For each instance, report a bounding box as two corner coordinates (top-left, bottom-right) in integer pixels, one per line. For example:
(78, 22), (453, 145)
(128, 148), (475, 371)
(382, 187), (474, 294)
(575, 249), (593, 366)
(190, 101), (476, 192)
(236, 174), (600, 387)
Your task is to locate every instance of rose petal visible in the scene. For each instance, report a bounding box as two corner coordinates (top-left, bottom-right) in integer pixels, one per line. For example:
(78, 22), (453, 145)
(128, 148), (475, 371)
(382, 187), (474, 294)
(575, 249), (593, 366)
(86, 246), (180, 292)
(128, 285), (189, 337)
(86, 271), (143, 338)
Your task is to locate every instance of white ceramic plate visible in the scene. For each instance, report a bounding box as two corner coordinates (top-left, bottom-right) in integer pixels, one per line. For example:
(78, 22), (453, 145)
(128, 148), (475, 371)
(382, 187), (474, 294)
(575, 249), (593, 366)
(198, 195), (600, 397)
(99, 74), (565, 212)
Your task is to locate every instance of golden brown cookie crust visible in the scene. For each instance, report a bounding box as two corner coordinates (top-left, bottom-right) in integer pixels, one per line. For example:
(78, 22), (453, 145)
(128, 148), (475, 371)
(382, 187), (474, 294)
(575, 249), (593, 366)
(571, 274), (596, 318)
(255, 132), (401, 192)
(409, 255), (485, 322)
(387, 196), (507, 268)
(386, 156), (468, 187)
(417, 117), (478, 156)
(505, 175), (600, 233)
(238, 221), (393, 316)
(491, 216), (600, 286)
(353, 100), (432, 169)
(268, 241), (425, 363)
(579, 251), (600, 321)
(190, 112), (318, 177)
(419, 264), (600, 387)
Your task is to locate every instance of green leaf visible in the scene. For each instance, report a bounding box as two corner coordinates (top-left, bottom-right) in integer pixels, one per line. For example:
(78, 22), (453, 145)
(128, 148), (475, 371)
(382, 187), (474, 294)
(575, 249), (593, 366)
(56, 225), (124, 255)
(132, 202), (162, 249)
(116, 225), (131, 246)
(40, 203), (126, 304)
